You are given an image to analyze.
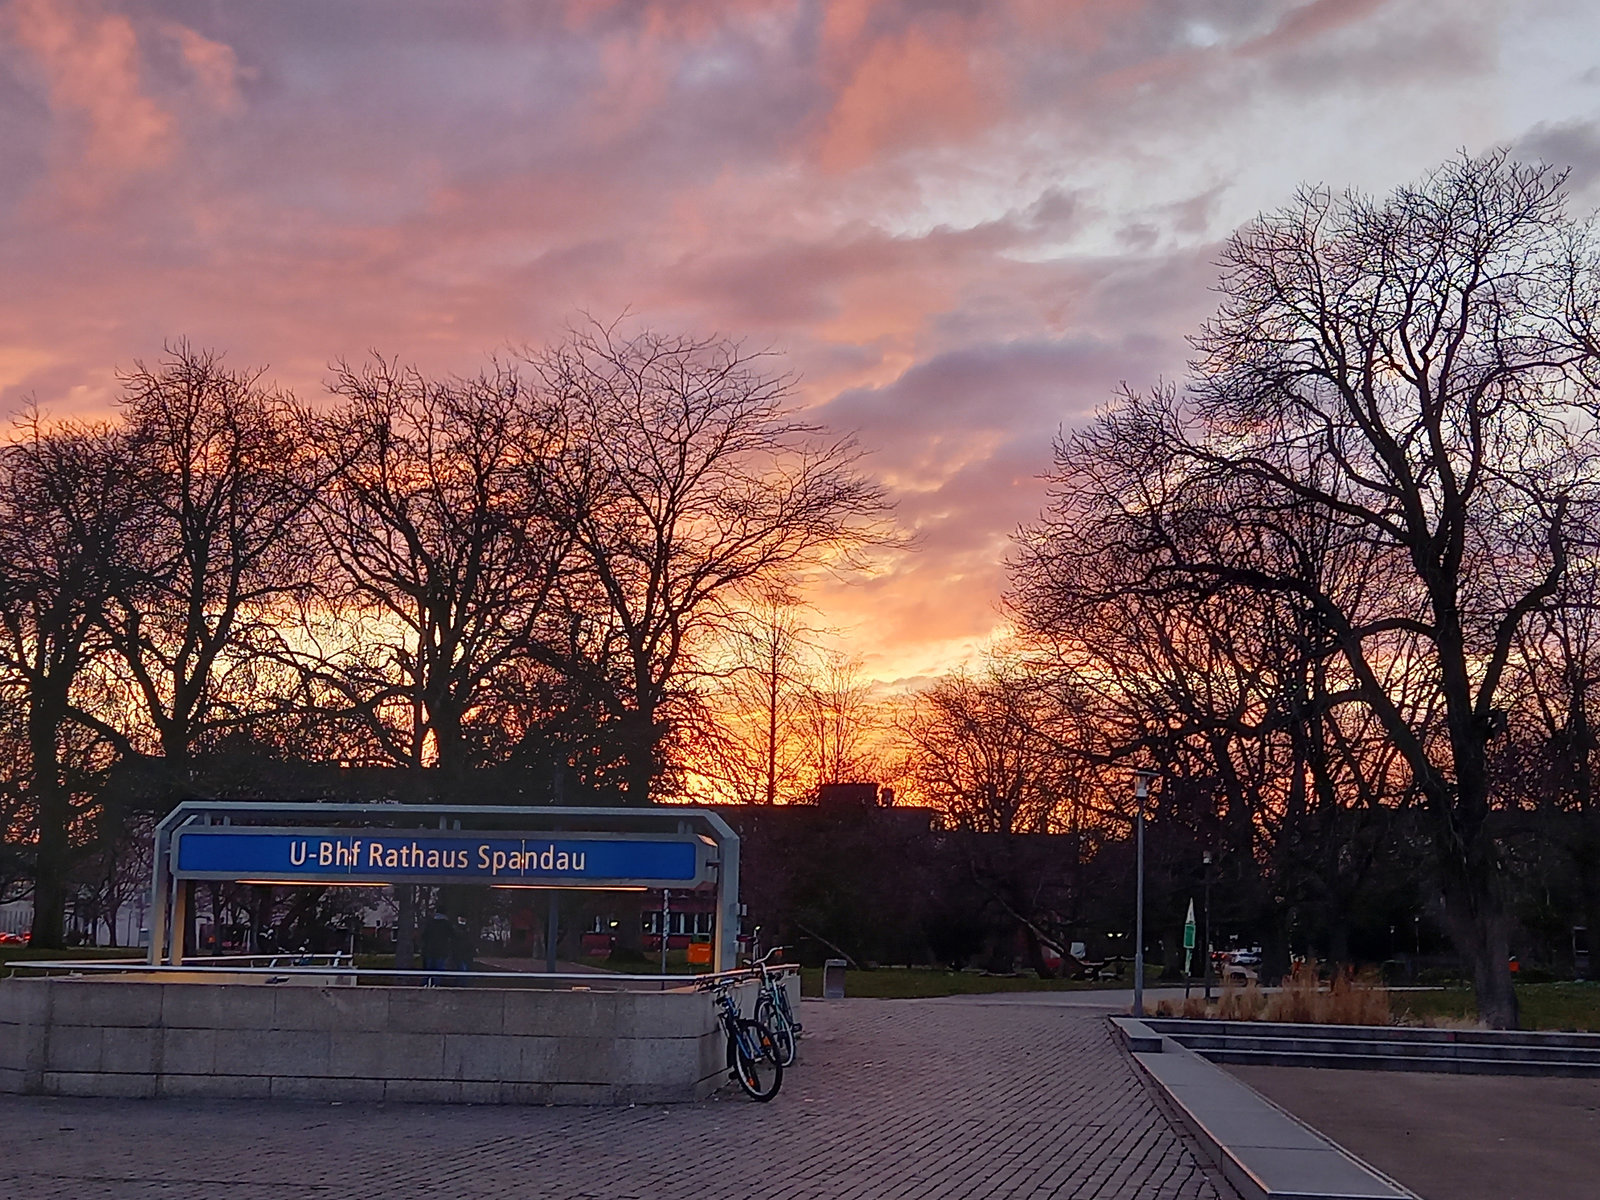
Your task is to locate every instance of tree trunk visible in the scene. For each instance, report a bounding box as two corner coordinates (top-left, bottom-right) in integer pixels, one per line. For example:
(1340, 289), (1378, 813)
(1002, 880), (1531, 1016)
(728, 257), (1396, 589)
(27, 702), (69, 950)
(1261, 915), (1291, 989)
(611, 892), (646, 958)
(1442, 870), (1519, 1029)
(1327, 916), (1350, 970)
(1158, 932), (1182, 982)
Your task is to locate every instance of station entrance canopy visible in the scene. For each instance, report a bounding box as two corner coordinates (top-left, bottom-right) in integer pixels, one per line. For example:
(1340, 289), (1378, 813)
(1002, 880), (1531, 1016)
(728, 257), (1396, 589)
(149, 801), (740, 972)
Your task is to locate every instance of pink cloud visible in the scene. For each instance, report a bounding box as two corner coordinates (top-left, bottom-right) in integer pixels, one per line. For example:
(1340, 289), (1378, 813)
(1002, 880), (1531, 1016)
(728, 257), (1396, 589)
(6, 0), (174, 200)
(162, 21), (245, 113)
(817, 22), (995, 171)
(0, 0), (1586, 685)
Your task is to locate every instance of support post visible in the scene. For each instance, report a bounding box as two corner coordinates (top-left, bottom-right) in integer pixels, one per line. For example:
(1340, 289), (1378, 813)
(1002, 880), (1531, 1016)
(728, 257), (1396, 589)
(545, 890), (558, 974)
(171, 879), (192, 964)
(715, 831), (740, 974)
(1132, 770), (1157, 1017)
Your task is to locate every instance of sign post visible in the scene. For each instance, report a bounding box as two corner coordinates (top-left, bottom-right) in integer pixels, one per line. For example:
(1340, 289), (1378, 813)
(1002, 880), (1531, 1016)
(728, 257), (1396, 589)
(1183, 898), (1196, 999)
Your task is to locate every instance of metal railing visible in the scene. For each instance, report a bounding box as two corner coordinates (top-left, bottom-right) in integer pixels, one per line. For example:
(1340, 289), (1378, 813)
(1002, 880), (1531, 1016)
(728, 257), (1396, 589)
(4, 956), (800, 992)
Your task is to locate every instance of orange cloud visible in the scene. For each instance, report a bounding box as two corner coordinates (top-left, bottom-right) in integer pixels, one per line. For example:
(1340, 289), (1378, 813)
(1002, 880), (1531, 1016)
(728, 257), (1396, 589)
(7, 0), (174, 194)
(818, 27), (995, 171)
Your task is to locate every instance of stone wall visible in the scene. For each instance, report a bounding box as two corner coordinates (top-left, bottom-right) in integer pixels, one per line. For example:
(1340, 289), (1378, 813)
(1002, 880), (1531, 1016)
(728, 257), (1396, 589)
(0, 976), (768, 1104)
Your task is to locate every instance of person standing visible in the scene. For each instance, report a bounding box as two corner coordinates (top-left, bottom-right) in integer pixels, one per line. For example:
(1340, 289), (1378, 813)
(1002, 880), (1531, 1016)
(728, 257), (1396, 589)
(421, 911), (453, 983)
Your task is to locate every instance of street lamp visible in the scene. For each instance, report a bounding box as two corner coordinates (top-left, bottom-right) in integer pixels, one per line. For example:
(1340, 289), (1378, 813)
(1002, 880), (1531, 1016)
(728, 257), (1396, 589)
(1132, 770), (1159, 1016)
(1202, 850), (1213, 1002)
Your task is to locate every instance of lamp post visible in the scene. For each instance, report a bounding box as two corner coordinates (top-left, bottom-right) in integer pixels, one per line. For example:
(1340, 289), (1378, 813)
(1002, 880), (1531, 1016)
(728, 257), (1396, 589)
(1132, 770), (1158, 1016)
(1202, 850), (1213, 1002)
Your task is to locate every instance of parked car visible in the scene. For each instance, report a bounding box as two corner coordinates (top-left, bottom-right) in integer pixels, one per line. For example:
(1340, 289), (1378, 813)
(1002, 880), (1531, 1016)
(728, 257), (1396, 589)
(0, 931), (26, 945)
(1212, 948), (1260, 984)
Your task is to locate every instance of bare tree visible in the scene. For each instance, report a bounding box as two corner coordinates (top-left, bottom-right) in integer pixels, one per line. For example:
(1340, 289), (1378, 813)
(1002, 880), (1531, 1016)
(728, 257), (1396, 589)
(74, 810), (153, 946)
(311, 358), (574, 784)
(0, 415), (140, 946)
(899, 661), (1087, 834)
(1015, 153), (1600, 1027)
(0, 698), (31, 908)
(97, 344), (323, 769)
(531, 323), (890, 803)
(689, 591), (818, 805)
(801, 650), (882, 791)
(307, 359), (576, 965)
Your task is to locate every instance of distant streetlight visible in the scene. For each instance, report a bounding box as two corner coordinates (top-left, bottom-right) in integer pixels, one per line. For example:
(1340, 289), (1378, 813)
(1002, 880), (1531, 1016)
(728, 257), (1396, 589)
(1132, 770), (1159, 1016)
(1202, 850), (1213, 1002)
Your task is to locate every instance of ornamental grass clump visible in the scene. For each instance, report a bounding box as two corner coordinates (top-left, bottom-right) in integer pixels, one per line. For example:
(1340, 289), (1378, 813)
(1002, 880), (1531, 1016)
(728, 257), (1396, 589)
(1261, 962), (1391, 1025)
(1156, 961), (1391, 1025)
(1263, 961), (1321, 1023)
(1216, 976), (1266, 1020)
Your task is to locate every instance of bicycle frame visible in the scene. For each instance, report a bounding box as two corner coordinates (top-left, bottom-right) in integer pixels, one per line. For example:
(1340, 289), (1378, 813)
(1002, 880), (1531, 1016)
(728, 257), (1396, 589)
(710, 983), (760, 1058)
(751, 949), (800, 1033)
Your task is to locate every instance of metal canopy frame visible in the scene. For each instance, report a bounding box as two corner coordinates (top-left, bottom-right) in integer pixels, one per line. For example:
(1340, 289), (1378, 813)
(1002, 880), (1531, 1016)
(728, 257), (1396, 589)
(148, 801), (741, 974)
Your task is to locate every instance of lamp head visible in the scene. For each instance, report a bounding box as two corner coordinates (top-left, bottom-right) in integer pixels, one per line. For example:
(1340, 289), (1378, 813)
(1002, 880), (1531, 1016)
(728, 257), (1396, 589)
(1132, 769), (1159, 799)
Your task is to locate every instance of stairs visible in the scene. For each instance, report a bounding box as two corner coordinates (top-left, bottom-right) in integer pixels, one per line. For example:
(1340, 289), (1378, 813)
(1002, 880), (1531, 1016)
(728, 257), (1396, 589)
(1143, 1018), (1600, 1077)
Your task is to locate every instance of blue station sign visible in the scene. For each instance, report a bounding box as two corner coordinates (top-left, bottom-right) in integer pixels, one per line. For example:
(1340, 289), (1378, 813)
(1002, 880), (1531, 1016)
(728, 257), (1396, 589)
(170, 826), (711, 888)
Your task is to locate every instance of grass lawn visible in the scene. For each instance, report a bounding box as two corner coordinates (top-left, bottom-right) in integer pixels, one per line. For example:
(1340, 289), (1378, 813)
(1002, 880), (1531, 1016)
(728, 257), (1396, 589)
(796, 965), (1161, 999)
(1395, 982), (1600, 1032)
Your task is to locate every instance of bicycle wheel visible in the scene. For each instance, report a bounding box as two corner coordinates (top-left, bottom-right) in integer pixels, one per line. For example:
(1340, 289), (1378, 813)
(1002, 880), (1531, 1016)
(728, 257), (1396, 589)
(756, 996), (798, 1067)
(732, 1018), (783, 1101)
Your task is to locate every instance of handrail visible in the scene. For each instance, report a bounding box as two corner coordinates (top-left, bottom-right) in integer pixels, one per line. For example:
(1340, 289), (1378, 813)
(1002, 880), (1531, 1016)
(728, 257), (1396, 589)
(4, 957), (799, 988)
(118, 952), (355, 967)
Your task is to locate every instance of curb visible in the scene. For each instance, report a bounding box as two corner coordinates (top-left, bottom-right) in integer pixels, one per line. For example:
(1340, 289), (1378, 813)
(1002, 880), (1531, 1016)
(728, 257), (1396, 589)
(1111, 1016), (1418, 1200)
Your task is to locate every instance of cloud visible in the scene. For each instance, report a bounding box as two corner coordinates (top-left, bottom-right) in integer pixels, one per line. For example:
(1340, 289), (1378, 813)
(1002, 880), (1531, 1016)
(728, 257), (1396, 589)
(817, 24), (994, 171)
(1, 0), (1598, 684)
(162, 21), (245, 113)
(5, 0), (174, 197)
(3, 0), (248, 211)
(1518, 119), (1600, 198)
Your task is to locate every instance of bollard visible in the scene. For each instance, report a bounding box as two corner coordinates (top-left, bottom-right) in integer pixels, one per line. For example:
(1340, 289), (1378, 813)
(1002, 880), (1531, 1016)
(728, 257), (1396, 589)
(823, 958), (847, 999)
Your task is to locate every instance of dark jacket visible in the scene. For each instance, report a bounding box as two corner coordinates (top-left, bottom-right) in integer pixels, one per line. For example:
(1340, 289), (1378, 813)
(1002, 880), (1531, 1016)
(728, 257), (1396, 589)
(421, 914), (453, 962)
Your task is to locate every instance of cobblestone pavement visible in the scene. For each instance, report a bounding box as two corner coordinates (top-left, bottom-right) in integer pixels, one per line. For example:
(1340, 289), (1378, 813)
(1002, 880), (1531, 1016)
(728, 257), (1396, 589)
(0, 996), (1232, 1200)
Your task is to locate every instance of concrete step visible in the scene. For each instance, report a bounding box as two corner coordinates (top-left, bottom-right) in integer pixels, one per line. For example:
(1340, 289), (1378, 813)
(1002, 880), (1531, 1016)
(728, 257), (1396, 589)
(1172, 1032), (1600, 1064)
(1202, 1047), (1600, 1077)
(1146, 1017), (1600, 1051)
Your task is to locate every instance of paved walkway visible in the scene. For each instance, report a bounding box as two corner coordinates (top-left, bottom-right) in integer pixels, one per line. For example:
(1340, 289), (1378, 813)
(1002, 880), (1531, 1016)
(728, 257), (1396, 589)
(1, 996), (1230, 1200)
(1231, 1064), (1600, 1200)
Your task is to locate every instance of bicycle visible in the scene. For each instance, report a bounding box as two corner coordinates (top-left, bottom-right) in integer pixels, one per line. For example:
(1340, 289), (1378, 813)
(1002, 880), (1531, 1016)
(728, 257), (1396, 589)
(750, 947), (801, 1067)
(702, 977), (783, 1101)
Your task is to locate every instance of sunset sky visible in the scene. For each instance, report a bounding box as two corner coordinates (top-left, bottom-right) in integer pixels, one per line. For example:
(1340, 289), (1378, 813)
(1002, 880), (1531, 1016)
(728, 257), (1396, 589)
(4, 0), (1600, 691)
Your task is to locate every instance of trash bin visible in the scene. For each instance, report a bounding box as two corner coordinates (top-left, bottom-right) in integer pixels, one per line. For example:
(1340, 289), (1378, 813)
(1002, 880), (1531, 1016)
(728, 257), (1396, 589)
(823, 958), (847, 1000)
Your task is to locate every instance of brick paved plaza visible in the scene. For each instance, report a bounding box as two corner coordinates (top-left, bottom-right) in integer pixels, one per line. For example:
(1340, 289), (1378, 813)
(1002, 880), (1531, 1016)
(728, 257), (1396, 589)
(0, 994), (1231, 1200)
